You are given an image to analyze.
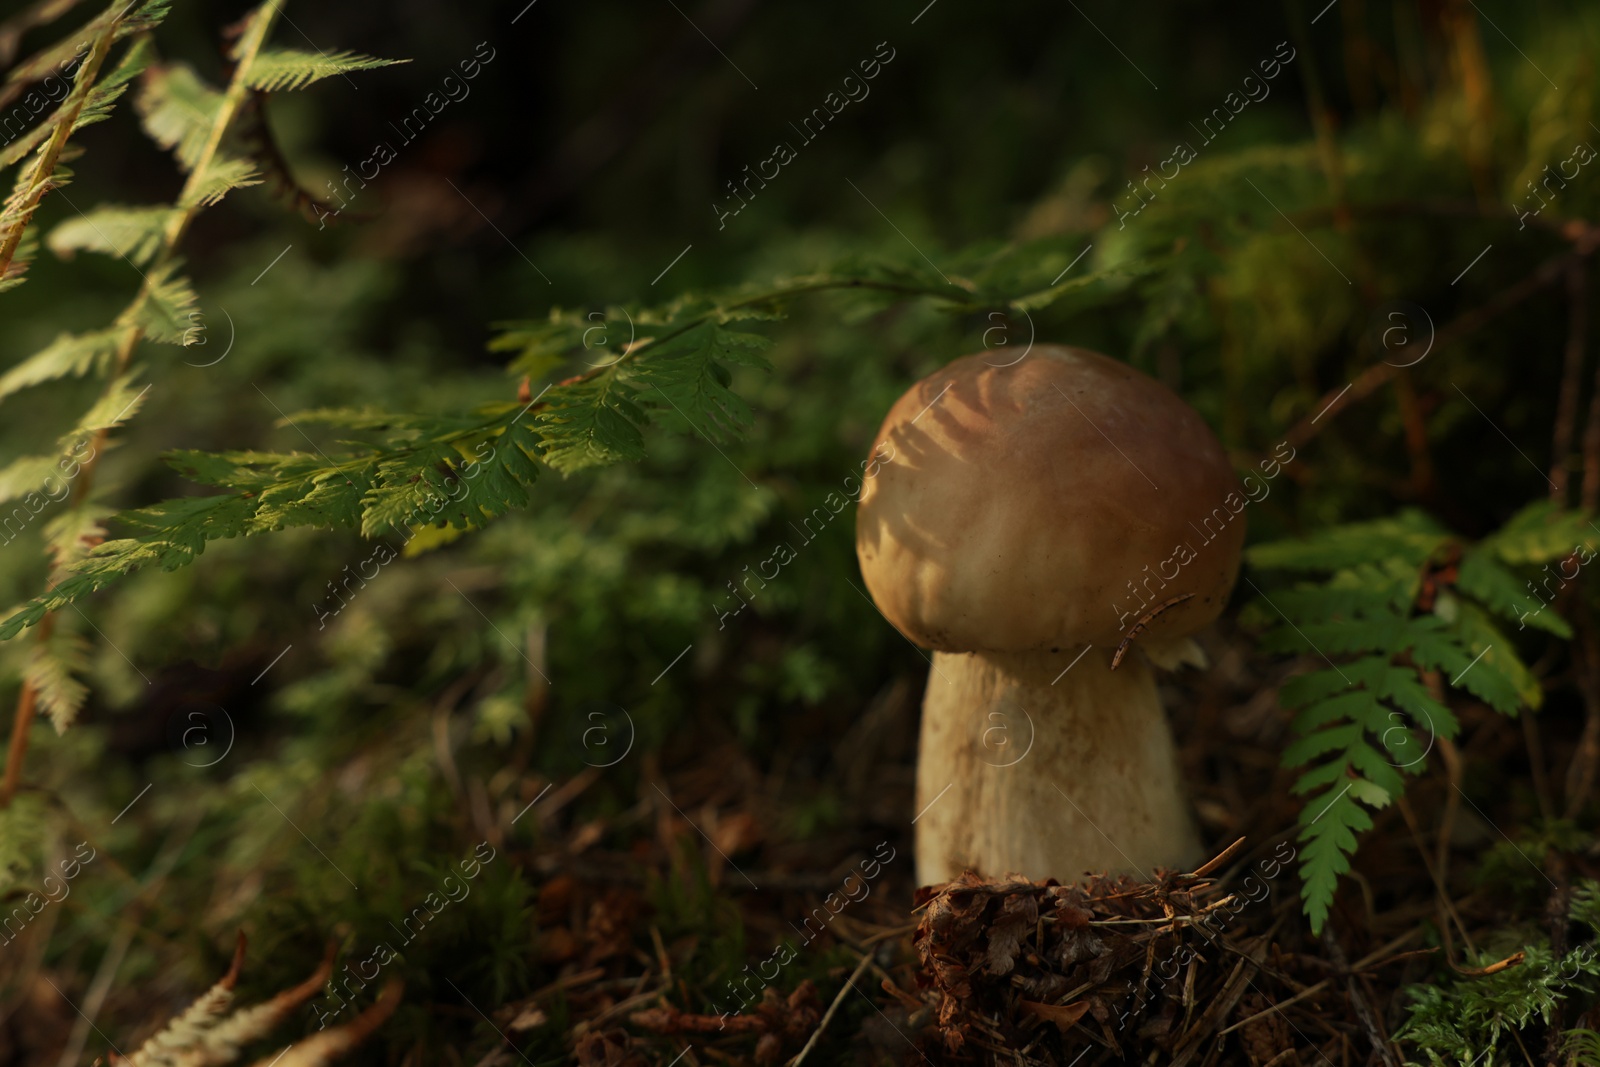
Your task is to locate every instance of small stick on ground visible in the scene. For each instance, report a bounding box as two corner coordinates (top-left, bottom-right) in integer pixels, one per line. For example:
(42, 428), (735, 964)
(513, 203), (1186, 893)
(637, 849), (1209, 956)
(1397, 796), (1476, 957)
(788, 951), (874, 1067)
(1551, 259), (1588, 502)
(1568, 605), (1600, 817)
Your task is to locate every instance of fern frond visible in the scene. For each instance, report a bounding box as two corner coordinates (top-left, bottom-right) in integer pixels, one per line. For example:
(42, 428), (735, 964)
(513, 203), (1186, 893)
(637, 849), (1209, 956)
(73, 34), (155, 134)
(110, 936), (397, 1067)
(1457, 547), (1573, 638)
(536, 371), (648, 473)
(134, 62), (224, 170)
(46, 202), (177, 265)
(1481, 499), (1600, 565)
(0, 793), (50, 893)
(72, 371), (150, 435)
(181, 153), (261, 209)
(0, 0), (130, 282)
(120, 932), (246, 1067)
(243, 48), (405, 92)
(1293, 781), (1373, 933)
(1246, 509), (1449, 572)
(1253, 503), (1569, 932)
(0, 453), (69, 504)
(248, 979), (403, 1067)
(0, 223), (37, 291)
(0, 407), (543, 637)
(0, 0), (165, 115)
(634, 321), (772, 442)
(0, 327), (121, 401)
(25, 626), (89, 732)
(41, 504), (109, 570)
(133, 261), (199, 343)
(187, 947), (334, 1063)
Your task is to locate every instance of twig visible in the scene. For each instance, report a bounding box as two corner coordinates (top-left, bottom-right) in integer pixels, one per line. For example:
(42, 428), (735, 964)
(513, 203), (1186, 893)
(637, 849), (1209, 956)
(1394, 375), (1436, 501)
(1396, 795), (1475, 957)
(574, 982), (671, 1037)
(1573, 259), (1600, 511)
(1450, 951), (1525, 977)
(1435, 735), (1464, 892)
(1284, 237), (1597, 451)
(0, 612), (52, 805)
(787, 951), (874, 1067)
(1321, 927), (1401, 1067)
(1219, 928), (1425, 1037)
(1217, 978), (1331, 1036)
(1168, 943), (1262, 1067)
(1189, 836), (1248, 880)
(1567, 604), (1600, 816)
(1552, 259), (1589, 501)
(1523, 710), (1557, 825)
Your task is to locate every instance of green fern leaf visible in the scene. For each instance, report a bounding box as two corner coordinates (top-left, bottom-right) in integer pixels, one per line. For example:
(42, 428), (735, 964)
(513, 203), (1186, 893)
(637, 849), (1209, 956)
(1448, 600), (1543, 710)
(0, 1), (171, 146)
(243, 48), (405, 92)
(133, 61), (223, 169)
(491, 313), (603, 381)
(0, 493), (260, 639)
(163, 449), (305, 490)
(253, 457), (374, 532)
(26, 627), (89, 732)
(1246, 509), (1449, 571)
(1295, 784), (1371, 933)
(181, 154), (261, 209)
(72, 372), (149, 435)
(1457, 547), (1572, 638)
(0, 327), (122, 401)
(634, 321), (772, 442)
(535, 372), (647, 473)
(0, 409), (547, 637)
(73, 35), (155, 134)
(0, 453), (67, 505)
(1481, 499), (1599, 565)
(359, 439), (465, 536)
(1010, 259), (1149, 315)
(134, 261), (198, 343)
(46, 202), (175, 264)
(41, 505), (110, 570)
(1402, 617), (1522, 715)
(0, 224), (39, 291)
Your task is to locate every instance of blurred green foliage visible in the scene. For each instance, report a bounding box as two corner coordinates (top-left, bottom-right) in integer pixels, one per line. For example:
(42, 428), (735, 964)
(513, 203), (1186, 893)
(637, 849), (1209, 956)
(1, 0), (1599, 1062)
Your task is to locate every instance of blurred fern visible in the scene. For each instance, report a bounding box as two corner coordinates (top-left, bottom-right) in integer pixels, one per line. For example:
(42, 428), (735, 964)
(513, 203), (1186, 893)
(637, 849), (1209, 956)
(0, 246), (1143, 640)
(1248, 502), (1596, 932)
(110, 934), (402, 1067)
(0, 0), (399, 797)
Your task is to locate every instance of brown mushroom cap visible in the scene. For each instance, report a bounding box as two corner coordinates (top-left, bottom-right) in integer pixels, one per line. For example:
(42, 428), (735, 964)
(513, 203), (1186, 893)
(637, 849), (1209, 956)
(855, 345), (1245, 652)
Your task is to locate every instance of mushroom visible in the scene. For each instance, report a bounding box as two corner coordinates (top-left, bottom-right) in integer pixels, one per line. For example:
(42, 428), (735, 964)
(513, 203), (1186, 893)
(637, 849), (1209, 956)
(854, 345), (1245, 886)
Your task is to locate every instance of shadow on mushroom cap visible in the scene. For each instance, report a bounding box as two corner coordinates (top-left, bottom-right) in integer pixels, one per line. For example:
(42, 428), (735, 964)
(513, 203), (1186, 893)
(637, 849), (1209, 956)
(855, 345), (1245, 653)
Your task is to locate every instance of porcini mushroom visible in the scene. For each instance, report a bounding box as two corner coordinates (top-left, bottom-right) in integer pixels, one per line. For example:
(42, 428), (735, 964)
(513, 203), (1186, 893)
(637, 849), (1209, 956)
(855, 345), (1245, 886)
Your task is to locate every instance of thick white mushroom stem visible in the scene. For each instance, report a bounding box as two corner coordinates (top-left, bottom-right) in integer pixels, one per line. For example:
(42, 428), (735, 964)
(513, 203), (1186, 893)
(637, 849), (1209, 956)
(913, 645), (1201, 887)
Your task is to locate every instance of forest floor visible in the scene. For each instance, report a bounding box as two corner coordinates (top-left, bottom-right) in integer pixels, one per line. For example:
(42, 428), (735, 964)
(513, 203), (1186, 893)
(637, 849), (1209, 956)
(0, 619), (1576, 1067)
(494, 620), (1578, 1066)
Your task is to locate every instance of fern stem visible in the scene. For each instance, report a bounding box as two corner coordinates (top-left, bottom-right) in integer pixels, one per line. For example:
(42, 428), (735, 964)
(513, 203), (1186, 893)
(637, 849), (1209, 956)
(108, 0), (281, 365)
(550, 276), (971, 397)
(0, 613), (53, 805)
(0, 8), (124, 280)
